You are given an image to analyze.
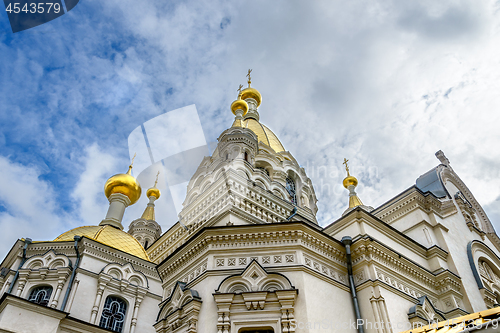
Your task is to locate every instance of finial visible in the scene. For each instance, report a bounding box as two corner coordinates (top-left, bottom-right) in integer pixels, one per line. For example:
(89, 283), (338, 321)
(237, 84), (243, 98)
(127, 153), (137, 175)
(435, 150), (450, 166)
(154, 171), (160, 187)
(246, 69), (252, 87)
(146, 171), (161, 200)
(343, 158), (350, 176)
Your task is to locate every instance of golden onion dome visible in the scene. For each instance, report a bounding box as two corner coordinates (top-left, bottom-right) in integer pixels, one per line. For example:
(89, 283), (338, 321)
(54, 225), (150, 261)
(241, 118), (285, 153)
(146, 172), (161, 199)
(241, 87), (262, 107)
(343, 175), (358, 189)
(146, 187), (161, 199)
(231, 99), (249, 116)
(104, 166), (141, 205)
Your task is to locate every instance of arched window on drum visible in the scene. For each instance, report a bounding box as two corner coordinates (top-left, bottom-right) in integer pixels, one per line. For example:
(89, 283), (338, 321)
(286, 177), (297, 205)
(99, 296), (128, 332)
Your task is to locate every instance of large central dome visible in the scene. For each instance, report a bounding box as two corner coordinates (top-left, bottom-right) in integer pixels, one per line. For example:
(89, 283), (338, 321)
(241, 118), (285, 153)
(54, 225), (150, 261)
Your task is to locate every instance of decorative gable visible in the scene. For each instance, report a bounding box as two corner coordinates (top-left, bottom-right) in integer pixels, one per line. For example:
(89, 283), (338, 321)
(214, 260), (298, 333)
(408, 296), (446, 326)
(155, 282), (202, 333)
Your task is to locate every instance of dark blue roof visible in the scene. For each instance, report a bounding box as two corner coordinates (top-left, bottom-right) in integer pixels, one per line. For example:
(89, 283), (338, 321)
(415, 166), (450, 198)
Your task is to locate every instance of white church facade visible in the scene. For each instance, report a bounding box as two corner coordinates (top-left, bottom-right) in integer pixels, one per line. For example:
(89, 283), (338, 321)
(1, 74), (500, 333)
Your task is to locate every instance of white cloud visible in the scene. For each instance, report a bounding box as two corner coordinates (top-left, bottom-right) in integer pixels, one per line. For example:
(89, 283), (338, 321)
(0, 156), (66, 257)
(71, 143), (119, 226)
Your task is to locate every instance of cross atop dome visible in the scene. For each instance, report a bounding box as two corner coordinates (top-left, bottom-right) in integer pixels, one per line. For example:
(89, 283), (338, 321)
(246, 69), (252, 87)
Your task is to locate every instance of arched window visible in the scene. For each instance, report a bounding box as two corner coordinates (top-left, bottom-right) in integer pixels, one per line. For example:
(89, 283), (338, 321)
(256, 167), (270, 177)
(244, 151), (249, 162)
(144, 240), (149, 249)
(28, 286), (53, 306)
(99, 296), (127, 332)
(286, 177), (297, 205)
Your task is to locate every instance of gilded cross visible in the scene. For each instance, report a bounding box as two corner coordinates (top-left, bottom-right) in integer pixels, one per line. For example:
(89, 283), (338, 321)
(154, 171), (160, 187)
(237, 84), (243, 97)
(246, 69), (252, 87)
(127, 153), (137, 175)
(343, 158), (350, 176)
(130, 153), (136, 168)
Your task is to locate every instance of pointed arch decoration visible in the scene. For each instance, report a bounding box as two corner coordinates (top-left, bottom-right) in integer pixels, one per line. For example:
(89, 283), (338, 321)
(214, 260), (298, 333)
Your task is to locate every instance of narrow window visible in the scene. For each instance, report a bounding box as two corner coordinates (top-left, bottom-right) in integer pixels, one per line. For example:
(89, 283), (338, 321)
(244, 151), (249, 162)
(28, 286), (53, 306)
(99, 296), (127, 332)
(144, 240), (149, 249)
(286, 177), (297, 205)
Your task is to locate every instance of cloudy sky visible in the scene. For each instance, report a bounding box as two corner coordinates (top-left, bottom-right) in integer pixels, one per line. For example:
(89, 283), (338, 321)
(1, 0), (500, 259)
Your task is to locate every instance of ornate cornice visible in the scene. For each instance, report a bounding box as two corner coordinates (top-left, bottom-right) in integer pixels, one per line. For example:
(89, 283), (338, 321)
(351, 237), (463, 312)
(156, 223), (345, 283)
(374, 187), (457, 224)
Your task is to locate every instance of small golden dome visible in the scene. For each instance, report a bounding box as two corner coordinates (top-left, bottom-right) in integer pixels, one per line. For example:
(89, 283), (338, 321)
(147, 187), (160, 199)
(241, 87), (262, 107)
(343, 176), (358, 189)
(54, 225), (150, 260)
(104, 166), (141, 205)
(231, 99), (249, 116)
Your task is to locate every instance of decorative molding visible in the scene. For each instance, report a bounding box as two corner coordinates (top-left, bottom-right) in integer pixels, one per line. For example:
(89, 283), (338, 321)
(89, 262), (148, 332)
(374, 187), (457, 225)
(16, 250), (73, 309)
(408, 296), (445, 327)
(157, 224), (345, 283)
(455, 191), (485, 240)
(213, 261), (298, 333)
(303, 255), (347, 284)
(155, 282), (202, 333)
(163, 260), (207, 299)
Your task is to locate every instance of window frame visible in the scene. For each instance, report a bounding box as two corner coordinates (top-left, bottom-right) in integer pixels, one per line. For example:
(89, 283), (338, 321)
(98, 295), (129, 333)
(27, 285), (53, 307)
(285, 176), (297, 205)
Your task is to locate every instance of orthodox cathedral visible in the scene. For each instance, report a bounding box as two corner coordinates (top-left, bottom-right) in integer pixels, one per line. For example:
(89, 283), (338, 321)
(1, 72), (500, 333)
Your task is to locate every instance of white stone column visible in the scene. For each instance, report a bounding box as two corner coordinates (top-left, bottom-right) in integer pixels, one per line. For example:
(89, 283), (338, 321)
(15, 271), (30, 297)
(90, 278), (109, 324)
(277, 290), (297, 333)
(378, 296), (393, 333)
(370, 295), (384, 333)
(100, 193), (131, 230)
(129, 291), (145, 333)
(50, 281), (64, 308)
(50, 269), (70, 308)
(214, 294), (234, 333)
(0, 274), (14, 296)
